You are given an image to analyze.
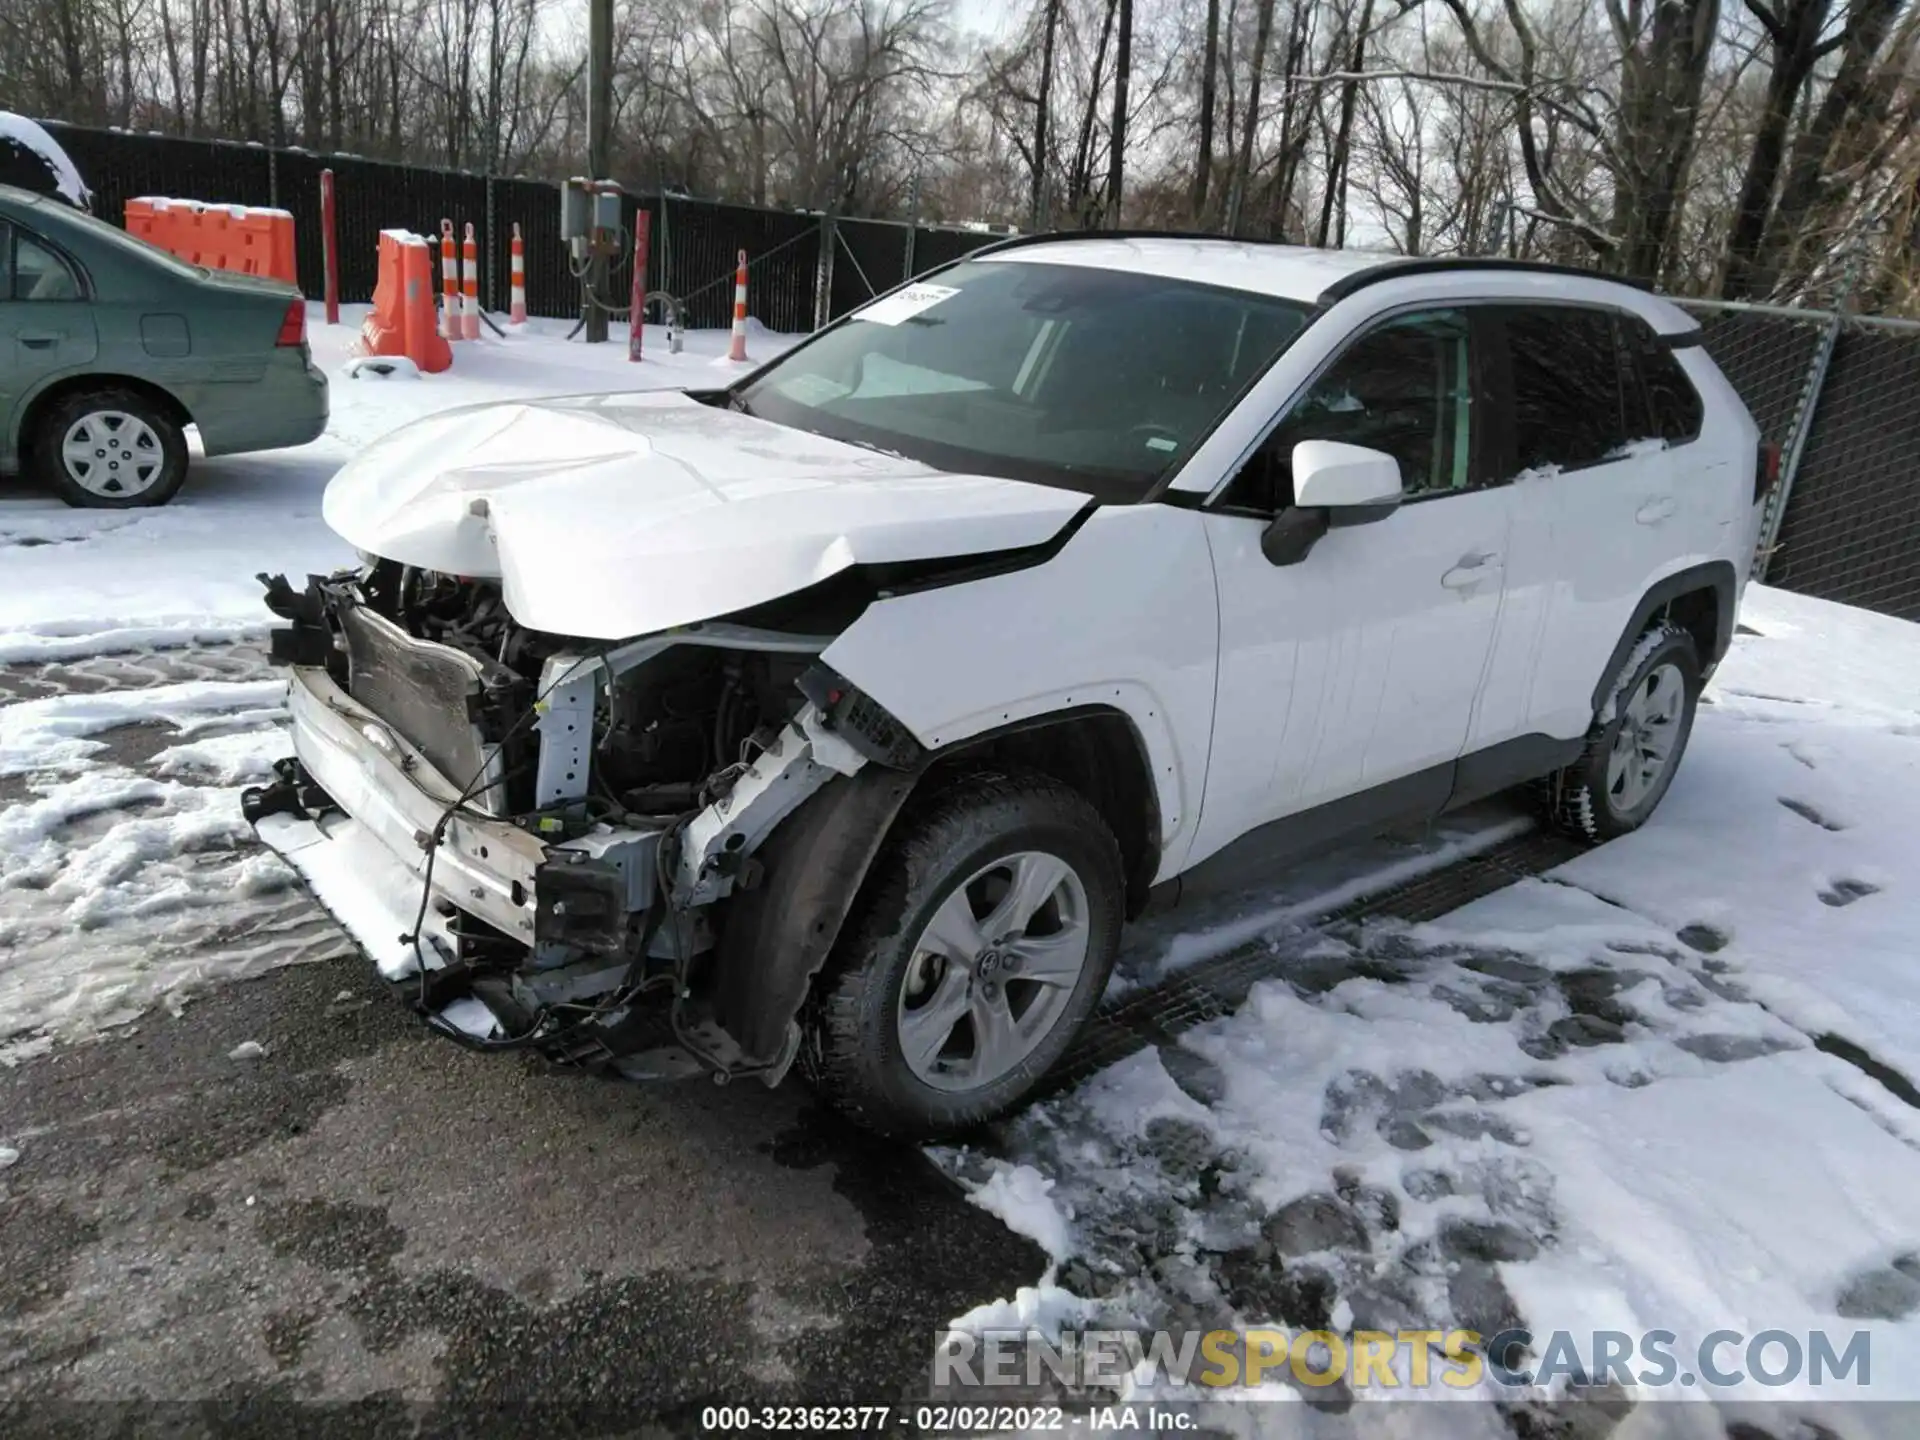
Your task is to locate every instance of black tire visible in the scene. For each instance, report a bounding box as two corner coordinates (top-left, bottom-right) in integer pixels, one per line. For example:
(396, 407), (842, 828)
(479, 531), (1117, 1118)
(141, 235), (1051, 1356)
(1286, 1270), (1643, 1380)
(32, 388), (188, 508)
(801, 769), (1124, 1139)
(1539, 621), (1702, 843)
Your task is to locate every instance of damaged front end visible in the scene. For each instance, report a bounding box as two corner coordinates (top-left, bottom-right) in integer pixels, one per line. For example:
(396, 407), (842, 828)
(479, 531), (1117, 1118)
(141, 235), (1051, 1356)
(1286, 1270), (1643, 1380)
(244, 562), (922, 1083)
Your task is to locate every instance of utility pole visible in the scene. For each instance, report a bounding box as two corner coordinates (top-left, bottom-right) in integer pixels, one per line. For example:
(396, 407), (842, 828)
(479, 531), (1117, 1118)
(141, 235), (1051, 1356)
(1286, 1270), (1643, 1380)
(585, 0), (613, 343)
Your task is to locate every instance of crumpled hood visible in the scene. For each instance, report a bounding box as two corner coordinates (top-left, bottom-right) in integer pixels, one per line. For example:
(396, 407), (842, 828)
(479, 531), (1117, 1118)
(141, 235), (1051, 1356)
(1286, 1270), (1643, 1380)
(323, 390), (1089, 639)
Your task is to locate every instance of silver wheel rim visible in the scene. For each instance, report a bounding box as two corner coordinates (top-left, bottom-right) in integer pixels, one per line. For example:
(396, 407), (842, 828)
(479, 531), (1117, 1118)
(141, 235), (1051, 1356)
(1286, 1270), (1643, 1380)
(1606, 661), (1685, 812)
(896, 850), (1092, 1093)
(61, 412), (165, 498)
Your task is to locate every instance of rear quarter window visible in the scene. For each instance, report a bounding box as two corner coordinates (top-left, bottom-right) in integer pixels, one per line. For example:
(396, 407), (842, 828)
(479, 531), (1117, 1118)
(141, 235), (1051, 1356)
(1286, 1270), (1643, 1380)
(1619, 316), (1705, 445)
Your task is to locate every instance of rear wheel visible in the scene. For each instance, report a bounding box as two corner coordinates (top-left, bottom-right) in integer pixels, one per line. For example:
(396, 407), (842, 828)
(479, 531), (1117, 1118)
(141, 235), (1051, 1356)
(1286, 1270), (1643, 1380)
(34, 389), (187, 508)
(1539, 622), (1701, 843)
(801, 770), (1123, 1138)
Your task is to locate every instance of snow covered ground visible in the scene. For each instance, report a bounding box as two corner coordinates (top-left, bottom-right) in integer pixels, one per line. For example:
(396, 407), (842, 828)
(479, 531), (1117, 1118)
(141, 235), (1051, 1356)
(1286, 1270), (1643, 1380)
(941, 586), (1920, 1435)
(4, 300), (1919, 1435)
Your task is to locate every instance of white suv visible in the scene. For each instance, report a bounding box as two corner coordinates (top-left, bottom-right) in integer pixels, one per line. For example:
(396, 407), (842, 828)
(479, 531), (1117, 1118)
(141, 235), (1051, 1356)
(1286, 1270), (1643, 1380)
(247, 236), (1766, 1136)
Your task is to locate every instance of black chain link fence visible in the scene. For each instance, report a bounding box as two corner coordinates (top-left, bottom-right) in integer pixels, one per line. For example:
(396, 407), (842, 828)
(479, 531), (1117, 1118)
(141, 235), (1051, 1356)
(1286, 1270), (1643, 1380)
(1682, 299), (1920, 621)
(1763, 321), (1920, 618)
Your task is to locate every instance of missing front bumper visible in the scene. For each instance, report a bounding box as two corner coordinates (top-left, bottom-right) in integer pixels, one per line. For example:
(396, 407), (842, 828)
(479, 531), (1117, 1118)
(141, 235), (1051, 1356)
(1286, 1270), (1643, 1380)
(243, 666), (704, 1075)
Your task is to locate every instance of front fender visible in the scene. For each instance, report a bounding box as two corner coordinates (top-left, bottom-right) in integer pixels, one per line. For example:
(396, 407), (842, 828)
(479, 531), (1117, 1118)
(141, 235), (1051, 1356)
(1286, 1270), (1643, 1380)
(819, 505), (1218, 883)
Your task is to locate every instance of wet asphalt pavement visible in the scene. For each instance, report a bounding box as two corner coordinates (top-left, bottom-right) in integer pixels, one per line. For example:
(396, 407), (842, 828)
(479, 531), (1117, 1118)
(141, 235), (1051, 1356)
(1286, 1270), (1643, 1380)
(0, 953), (1043, 1426)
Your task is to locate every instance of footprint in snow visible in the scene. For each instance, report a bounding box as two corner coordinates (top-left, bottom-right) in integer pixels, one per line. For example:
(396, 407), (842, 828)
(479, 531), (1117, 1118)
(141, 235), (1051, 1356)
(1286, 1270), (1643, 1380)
(1819, 878), (1880, 908)
(1778, 796), (1846, 831)
(1676, 922), (1730, 954)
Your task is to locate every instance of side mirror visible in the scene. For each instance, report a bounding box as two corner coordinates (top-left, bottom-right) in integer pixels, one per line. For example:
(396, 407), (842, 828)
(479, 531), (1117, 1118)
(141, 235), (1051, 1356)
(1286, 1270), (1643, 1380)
(1292, 440), (1404, 522)
(1259, 441), (1403, 567)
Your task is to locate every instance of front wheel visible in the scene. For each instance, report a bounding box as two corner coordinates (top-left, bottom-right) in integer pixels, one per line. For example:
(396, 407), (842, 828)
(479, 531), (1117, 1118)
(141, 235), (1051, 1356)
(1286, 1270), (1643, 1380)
(34, 389), (188, 508)
(1540, 621), (1701, 843)
(801, 770), (1124, 1138)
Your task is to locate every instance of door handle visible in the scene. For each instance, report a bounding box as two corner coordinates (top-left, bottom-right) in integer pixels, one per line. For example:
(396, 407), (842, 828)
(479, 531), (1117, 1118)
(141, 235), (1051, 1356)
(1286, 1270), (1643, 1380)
(1441, 552), (1502, 590)
(1636, 497), (1677, 525)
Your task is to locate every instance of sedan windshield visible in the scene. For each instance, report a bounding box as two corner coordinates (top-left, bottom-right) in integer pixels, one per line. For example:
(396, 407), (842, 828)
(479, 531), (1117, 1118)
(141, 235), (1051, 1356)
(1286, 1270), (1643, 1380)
(736, 259), (1312, 500)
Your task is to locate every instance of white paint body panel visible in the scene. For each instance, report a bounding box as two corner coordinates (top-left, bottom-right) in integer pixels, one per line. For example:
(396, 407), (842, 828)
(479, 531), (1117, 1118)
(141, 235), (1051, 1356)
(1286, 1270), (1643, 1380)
(322, 389), (1087, 640)
(1470, 353), (1760, 750)
(1193, 489), (1510, 867)
(823, 507), (1219, 881)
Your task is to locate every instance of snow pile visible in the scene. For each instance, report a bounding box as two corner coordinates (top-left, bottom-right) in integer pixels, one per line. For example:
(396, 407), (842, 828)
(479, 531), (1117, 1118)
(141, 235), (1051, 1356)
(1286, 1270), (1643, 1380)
(0, 679), (286, 776)
(967, 1162), (1076, 1264)
(943, 584), (1920, 1424)
(0, 113), (89, 207)
(137, 196), (292, 221)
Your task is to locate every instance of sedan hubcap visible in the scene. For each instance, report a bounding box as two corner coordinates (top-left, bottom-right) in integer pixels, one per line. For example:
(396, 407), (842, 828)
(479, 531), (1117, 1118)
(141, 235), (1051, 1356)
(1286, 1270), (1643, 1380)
(1606, 661), (1685, 812)
(896, 850), (1091, 1092)
(61, 412), (164, 497)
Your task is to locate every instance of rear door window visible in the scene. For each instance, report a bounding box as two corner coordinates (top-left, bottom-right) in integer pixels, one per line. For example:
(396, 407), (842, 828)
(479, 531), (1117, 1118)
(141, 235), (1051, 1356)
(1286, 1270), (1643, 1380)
(1500, 306), (1632, 474)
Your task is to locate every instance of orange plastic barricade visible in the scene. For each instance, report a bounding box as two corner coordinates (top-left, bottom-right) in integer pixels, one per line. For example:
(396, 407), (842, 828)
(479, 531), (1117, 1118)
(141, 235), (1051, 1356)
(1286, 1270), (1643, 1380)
(125, 197), (298, 286)
(361, 229), (452, 374)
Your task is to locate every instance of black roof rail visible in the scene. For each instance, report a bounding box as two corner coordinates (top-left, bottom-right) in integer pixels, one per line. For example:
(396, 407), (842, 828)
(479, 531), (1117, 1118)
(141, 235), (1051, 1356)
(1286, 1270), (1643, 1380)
(950, 232), (1655, 309)
(961, 227), (1302, 259)
(1314, 256), (1648, 305)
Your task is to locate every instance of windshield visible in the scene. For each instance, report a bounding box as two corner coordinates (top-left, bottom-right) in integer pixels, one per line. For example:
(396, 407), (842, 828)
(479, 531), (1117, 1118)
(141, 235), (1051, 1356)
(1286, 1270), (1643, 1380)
(737, 259), (1312, 500)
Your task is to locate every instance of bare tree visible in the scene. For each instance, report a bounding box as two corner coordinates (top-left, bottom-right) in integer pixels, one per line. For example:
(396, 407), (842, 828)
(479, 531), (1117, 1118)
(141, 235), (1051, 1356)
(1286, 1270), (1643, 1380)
(1191, 0), (1221, 218)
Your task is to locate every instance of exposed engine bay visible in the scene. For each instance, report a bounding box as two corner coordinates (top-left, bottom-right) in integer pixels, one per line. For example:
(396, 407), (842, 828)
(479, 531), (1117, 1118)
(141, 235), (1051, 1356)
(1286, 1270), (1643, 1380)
(244, 561), (923, 1083)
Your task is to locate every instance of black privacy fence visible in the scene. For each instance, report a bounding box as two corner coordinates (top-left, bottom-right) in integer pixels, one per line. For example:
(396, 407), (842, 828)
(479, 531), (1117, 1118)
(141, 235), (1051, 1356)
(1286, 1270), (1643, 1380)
(39, 123), (1001, 331)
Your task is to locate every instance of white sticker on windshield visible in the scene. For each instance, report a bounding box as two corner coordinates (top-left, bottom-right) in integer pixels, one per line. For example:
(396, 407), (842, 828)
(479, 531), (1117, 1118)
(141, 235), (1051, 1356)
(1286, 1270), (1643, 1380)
(1145, 436), (1178, 452)
(853, 283), (960, 326)
(773, 373), (851, 406)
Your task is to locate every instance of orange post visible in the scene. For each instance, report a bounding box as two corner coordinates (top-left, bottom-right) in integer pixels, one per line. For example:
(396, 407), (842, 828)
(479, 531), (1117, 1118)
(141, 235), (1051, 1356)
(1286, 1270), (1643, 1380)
(728, 249), (749, 362)
(461, 223), (481, 341)
(509, 223), (528, 325)
(439, 220), (459, 340)
(363, 229), (453, 374)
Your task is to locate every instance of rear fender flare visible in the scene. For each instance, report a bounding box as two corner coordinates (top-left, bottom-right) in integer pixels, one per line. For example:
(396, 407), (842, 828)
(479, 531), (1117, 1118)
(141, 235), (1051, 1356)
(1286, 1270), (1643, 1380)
(1590, 560), (1736, 713)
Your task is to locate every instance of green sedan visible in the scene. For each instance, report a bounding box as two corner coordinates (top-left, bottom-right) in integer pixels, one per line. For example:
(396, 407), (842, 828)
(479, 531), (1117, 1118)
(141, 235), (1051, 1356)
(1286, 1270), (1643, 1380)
(0, 184), (328, 507)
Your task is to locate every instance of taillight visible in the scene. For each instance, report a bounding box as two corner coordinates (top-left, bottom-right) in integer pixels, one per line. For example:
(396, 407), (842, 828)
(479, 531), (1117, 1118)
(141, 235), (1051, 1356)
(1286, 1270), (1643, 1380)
(1755, 440), (1781, 501)
(276, 300), (306, 347)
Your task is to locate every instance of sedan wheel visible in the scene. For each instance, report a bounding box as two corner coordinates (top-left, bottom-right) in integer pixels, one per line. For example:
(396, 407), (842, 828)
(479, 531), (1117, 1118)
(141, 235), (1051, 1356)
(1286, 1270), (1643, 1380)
(35, 389), (189, 508)
(61, 411), (167, 499)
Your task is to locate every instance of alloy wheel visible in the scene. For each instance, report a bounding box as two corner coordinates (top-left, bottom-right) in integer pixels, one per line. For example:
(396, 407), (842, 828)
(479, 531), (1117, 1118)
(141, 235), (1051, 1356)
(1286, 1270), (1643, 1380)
(895, 850), (1092, 1092)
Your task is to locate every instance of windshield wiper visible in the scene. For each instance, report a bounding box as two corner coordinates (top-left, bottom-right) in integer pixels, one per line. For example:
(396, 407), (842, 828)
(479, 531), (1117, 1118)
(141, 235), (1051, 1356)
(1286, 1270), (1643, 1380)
(728, 392), (755, 418)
